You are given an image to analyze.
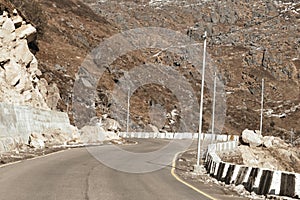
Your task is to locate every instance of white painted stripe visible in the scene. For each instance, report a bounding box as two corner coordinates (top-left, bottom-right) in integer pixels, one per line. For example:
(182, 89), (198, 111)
(231, 165), (241, 184)
(295, 173), (300, 197)
(243, 167), (252, 183)
(210, 161), (216, 174)
(222, 163), (230, 178)
(253, 169), (263, 188)
(214, 163), (220, 176)
(269, 171), (281, 195)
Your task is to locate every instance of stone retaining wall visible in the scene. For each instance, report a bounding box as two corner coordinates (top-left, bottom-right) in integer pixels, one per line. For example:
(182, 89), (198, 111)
(205, 141), (300, 199)
(0, 103), (76, 152)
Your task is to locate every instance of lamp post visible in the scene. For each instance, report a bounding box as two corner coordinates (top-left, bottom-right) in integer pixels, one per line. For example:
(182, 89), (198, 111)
(259, 78), (264, 135)
(196, 31), (207, 167)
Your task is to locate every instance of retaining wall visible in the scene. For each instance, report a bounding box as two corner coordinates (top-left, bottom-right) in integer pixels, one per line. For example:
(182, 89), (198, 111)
(205, 141), (300, 199)
(0, 103), (76, 153)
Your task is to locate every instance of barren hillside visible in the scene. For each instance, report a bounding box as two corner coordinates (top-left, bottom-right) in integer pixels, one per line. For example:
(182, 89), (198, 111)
(3, 0), (299, 143)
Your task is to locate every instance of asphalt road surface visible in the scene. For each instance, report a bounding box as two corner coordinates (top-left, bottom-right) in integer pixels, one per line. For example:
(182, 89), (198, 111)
(0, 139), (247, 200)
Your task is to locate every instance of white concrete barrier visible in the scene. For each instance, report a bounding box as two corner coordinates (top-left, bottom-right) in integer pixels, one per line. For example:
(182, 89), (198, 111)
(174, 133), (182, 139)
(165, 133), (174, 139)
(205, 140), (300, 199)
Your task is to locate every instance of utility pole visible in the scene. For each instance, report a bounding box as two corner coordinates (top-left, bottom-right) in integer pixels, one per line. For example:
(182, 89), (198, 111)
(196, 31), (207, 167)
(126, 88), (130, 134)
(259, 78), (264, 135)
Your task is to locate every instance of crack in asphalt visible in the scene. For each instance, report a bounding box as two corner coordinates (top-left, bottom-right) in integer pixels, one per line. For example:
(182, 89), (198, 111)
(85, 165), (98, 200)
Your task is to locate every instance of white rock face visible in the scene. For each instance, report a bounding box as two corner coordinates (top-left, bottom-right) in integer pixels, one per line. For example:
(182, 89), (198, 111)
(241, 129), (263, 147)
(0, 11), (59, 110)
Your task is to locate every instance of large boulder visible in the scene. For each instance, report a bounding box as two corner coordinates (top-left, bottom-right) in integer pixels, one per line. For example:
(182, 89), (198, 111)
(241, 129), (263, 147)
(101, 118), (121, 132)
(28, 133), (45, 149)
(79, 125), (119, 143)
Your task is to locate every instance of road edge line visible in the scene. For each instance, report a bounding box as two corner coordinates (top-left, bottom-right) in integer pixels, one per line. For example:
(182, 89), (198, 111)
(171, 151), (218, 200)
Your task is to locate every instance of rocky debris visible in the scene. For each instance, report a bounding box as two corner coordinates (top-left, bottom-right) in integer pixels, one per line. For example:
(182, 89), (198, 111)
(220, 134), (300, 173)
(0, 10), (59, 110)
(88, 116), (121, 133)
(78, 125), (119, 143)
(241, 129), (263, 147)
(27, 126), (121, 149)
(28, 129), (73, 149)
(262, 136), (274, 148)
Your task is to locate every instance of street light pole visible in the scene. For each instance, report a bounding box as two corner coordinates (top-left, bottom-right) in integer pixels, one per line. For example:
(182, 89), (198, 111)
(211, 72), (217, 142)
(127, 88), (130, 134)
(259, 78), (264, 135)
(196, 31), (207, 166)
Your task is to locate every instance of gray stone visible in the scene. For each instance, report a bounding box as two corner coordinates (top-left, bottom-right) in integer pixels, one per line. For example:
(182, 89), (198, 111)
(241, 129), (263, 147)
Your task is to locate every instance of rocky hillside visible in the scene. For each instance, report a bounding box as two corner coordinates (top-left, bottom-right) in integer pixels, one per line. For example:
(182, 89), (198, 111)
(2, 0), (299, 142)
(85, 0), (300, 141)
(0, 3), (59, 109)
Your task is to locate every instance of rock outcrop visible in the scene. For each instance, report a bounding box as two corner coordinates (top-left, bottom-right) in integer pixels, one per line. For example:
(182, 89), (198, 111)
(0, 10), (59, 110)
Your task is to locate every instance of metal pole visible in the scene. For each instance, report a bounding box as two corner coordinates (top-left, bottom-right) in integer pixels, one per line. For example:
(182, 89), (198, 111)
(211, 72), (217, 142)
(259, 78), (264, 135)
(197, 31), (207, 166)
(205, 72), (217, 162)
(126, 88), (130, 134)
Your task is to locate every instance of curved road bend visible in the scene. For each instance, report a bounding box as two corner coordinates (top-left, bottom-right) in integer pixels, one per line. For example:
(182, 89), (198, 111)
(0, 139), (247, 200)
